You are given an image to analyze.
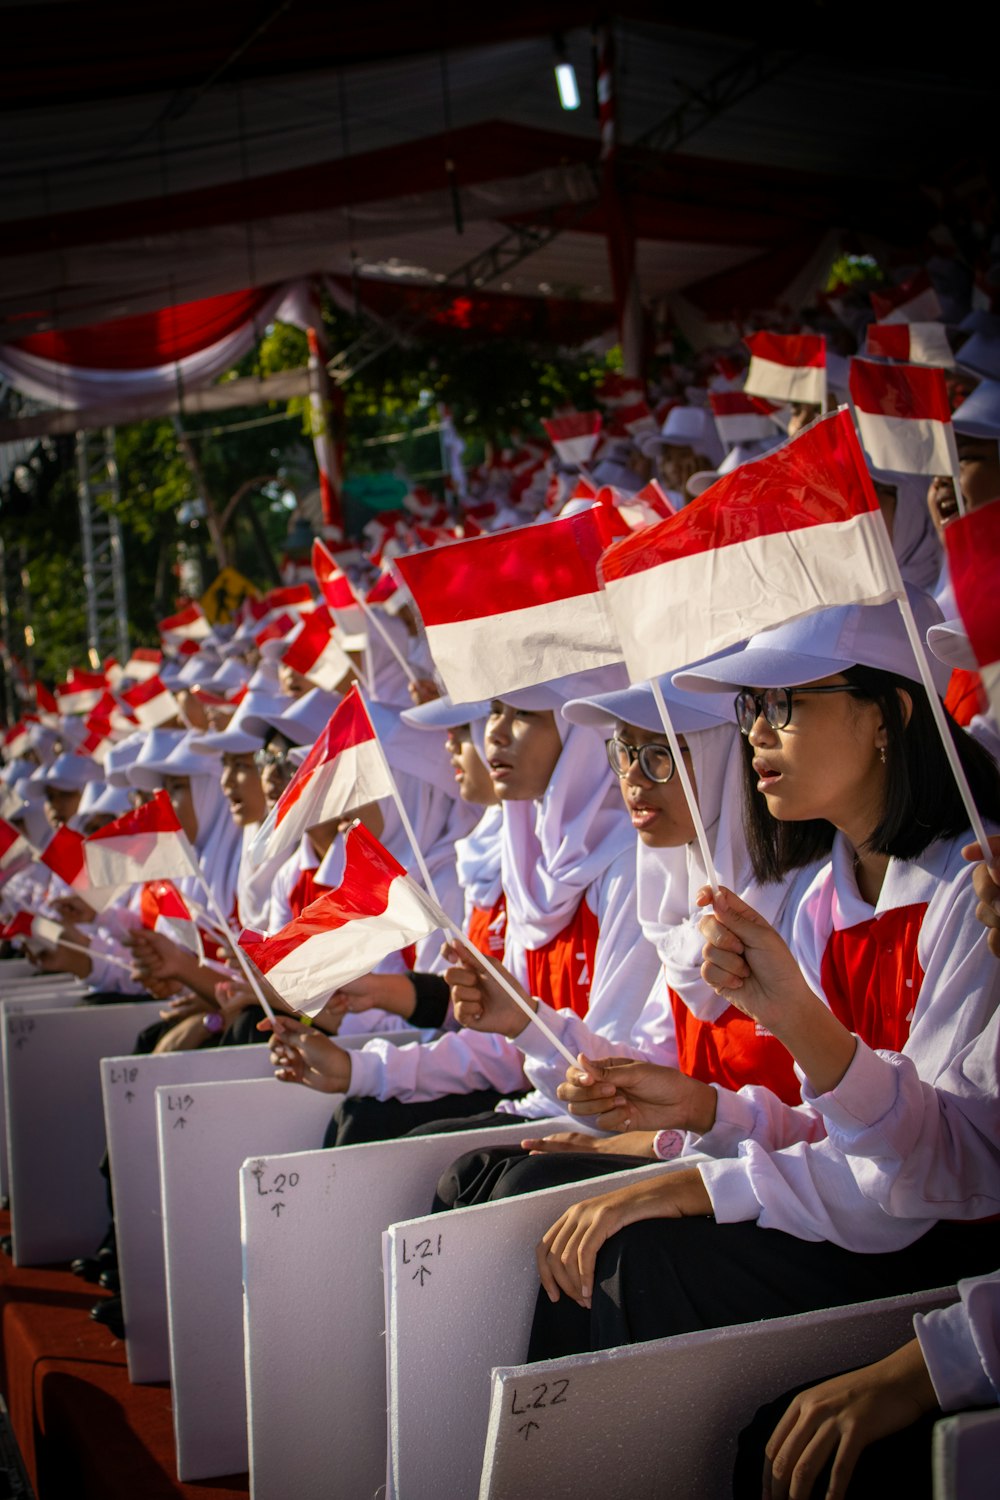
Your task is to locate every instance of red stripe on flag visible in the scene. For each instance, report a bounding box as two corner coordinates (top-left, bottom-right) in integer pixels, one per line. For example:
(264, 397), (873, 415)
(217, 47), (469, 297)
(312, 539), (359, 609)
(709, 391), (779, 417)
(848, 359), (953, 423)
(121, 675), (170, 709)
(871, 270), (933, 321)
(40, 826), (86, 887)
(394, 506), (624, 626)
(86, 788), (183, 843)
(945, 501), (1000, 669)
(0, 821), (22, 859)
(743, 332), (825, 369)
(240, 823), (406, 972)
(600, 408), (879, 581)
(282, 611), (332, 674)
(865, 324), (911, 361)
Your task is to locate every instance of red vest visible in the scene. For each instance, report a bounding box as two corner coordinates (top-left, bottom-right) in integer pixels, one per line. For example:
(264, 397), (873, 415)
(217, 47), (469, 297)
(466, 894), (507, 959)
(820, 902), (928, 1052)
(671, 986), (801, 1105)
(288, 865), (326, 920)
(524, 898), (600, 1019)
(944, 667), (985, 727)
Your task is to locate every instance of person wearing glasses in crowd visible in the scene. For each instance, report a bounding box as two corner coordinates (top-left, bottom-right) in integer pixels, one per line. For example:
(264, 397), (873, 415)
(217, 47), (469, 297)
(523, 590), (1000, 1361)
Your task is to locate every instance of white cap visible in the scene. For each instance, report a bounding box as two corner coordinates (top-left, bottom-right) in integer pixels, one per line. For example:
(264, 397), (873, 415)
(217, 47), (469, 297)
(673, 589), (949, 698)
(952, 379), (1000, 441)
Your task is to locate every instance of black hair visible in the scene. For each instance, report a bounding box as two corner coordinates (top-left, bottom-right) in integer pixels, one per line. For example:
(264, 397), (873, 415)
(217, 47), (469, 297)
(741, 663), (1000, 883)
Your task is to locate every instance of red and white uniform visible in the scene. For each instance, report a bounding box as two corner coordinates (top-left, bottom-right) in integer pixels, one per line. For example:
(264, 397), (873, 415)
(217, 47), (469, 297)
(695, 831), (1000, 1250)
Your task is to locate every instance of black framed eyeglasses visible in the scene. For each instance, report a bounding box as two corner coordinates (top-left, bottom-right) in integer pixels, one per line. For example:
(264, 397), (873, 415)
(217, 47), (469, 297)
(734, 685), (861, 736)
(254, 747), (290, 770)
(606, 736), (675, 783)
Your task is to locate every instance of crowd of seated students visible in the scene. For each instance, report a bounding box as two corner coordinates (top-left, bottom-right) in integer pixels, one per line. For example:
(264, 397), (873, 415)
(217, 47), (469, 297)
(3, 280), (999, 1495)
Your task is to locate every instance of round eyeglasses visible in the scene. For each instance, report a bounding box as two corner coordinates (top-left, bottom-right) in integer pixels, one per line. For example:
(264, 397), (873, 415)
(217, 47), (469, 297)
(734, 685), (862, 736)
(606, 736), (675, 784)
(254, 747), (290, 770)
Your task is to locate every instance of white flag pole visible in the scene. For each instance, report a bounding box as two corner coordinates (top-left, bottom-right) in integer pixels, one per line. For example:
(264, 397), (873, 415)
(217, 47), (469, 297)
(441, 918), (581, 1073)
(41, 935), (134, 973)
(354, 684), (442, 906)
(869, 522), (991, 855)
(176, 835), (277, 1024)
(356, 594), (419, 685)
(649, 677), (721, 894)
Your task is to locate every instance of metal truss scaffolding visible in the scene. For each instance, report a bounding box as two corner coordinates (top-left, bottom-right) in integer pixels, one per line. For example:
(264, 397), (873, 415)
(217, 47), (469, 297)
(75, 427), (130, 667)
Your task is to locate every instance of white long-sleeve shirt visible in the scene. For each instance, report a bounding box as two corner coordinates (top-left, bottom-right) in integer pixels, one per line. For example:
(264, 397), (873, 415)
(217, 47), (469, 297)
(346, 845), (660, 1118)
(696, 832), (1000, 1250)
(915, 1272), (1000, 1411)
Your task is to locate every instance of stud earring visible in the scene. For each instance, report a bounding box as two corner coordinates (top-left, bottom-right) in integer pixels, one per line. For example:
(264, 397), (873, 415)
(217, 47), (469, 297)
(879, 745), (887, 765)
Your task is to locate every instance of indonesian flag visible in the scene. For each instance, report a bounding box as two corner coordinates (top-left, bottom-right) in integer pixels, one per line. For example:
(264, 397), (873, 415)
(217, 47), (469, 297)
(365, 569), (409, 617)
(849, 359), (956, 476)
(599, 409), (900, 683)
(0, 817), (33, 873)
(945, 499), (1000, 723)
(615, 400), (657, 436)
(41, 791), (193, 903)
(542, 411), (603, 467)
(614, 478), (677, 533)
(744, 332), (826, 406)
(1, 911), (64, 951)
(247, 685), (393, 869)
(312, 539), (367, 638)
(120, 674), (180, 729)
(140, 879), (204, 959)
(596, 373), (646, 408)
(35, 683), (58, 717)
(239, 823), (443, 1016)
(254, 611), (298, 649)
(121, 647), (164, 683)
(76, 715), (116, 762)
(2, 720), (34, 759)
(280, 608), (352, 692)
(709, 390), (781, 446)
(871, 270), (942, 325)
(55, 669), (108, 716)
(264, 583), (314, 613)
(394, 505), (627, 702)
(159, 603), (212, 644)
(865, 322), (953, 368)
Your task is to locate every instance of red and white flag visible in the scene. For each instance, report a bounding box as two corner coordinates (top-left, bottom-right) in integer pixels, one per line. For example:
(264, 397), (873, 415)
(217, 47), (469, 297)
(744, 332), (826, 406)
(600, 409), (900, 682)
(76, 714), (116, 762)
(709, 390), (781, 446)
(280, 608), (352, 692)
(614, 399), (657, 436)
(394, 505), (628, 702)
(1, 911), (64, 951)
(120, 674), (180, 729)
(34, 683), (58, 718)
(865, 322), (953, 368)
(871, 270), (942, 326)
(158, 603), (212, 644)
(311, 539), (367, 638)
(239, 823), (443, 1016)
(140, 879), (205, 959)
(2, 720), (34, 760)
(541, 411), (603, 467)
(596, 373), (646, 408)
(848, 358), (956, 476)
(944, 499), (1000, 723)
(40, 791), (192, 902)
(55, 669), (108, 716)
(120, 647), (164, 684)
(0, 817), (33, 873)
(247, 685), (393, 869)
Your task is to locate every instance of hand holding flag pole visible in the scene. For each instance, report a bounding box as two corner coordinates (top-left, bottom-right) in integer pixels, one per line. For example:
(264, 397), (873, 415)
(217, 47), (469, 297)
(175, 836), (278, 1024)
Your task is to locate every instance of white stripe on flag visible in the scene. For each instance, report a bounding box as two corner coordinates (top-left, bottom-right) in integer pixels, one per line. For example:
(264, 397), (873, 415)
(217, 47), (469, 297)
(250, 739), (392, 866)
(84, 831), (192, 889)
(423, 590), (621, 702)
(982, 661), (1000, 729)
(854, 411), (954, 476)
(603, 510), (898, 683)
(745, 357), (825, 405)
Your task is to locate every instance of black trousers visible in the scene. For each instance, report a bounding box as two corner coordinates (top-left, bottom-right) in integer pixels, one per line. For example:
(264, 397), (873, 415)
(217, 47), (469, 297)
(732, 1377), (939, 1499)
(325, 1093), (527, 1147)
(528, 1215), (1000, 1362)
(434, 1143), (650, 1212)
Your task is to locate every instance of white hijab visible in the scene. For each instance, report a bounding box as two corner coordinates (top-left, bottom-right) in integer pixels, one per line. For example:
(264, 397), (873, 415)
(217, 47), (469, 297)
(636, 723), (796, 1022)
(501, 718), (633, 948)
